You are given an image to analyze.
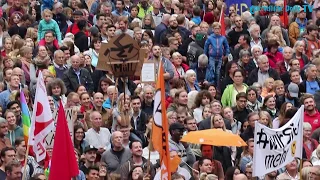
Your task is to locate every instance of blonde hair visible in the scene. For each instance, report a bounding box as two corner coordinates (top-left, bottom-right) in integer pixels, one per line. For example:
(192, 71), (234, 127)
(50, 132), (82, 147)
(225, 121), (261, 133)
(25, 28), (37, 41)
(42, 9), (53, 18)
(273, 80), (284, 91)
(212, 22), (221, 28)
(172, 52), (182, 59)
(259, 111), (272, 127)
(270, 26), (286, 46)
(263, 78), (274, 87)
(303, 122), (312, 130)
(185, 69), (196, 79)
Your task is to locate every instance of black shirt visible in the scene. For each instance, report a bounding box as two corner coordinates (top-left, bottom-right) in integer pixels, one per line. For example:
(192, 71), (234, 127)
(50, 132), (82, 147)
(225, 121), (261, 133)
(227, 28), (250, 49)
(0, 169), (6, 179)
(196, 67), (206, 83)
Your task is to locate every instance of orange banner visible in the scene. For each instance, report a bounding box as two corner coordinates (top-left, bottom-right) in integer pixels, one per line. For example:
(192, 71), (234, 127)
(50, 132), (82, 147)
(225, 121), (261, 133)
(152, 62), (171, 180)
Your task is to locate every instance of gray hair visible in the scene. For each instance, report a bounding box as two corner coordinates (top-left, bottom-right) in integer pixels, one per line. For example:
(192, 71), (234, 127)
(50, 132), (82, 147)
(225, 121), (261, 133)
(293, 40), (304, 53)
(54, 50), (64, 58)
(241, 11), (253, 23)
(305, 64), (316, 75)
(185, 69), (196, 79)
(283, 46), (293, 53)
(0, 117), (7, 124)
(143, 84), (154, 94)
(198, 54), (208, 66)
(248, 24), (260, 35)
(251, 45), (263, 54)
(257, 54), (268, 64)
(239, 49), (250, 59)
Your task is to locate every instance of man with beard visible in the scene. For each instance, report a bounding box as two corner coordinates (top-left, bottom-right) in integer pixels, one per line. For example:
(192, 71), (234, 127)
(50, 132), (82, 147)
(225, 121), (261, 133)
(264, 171), (277, 180)
(249, 24), (266, 51)
(227, 16), (250, 49)
(149, 45), (175, 96)
(117, 141), (155, 179)
(115, 16), (134, 37)
(160, 16), (186, 45)
(180, 25), (200, 57)
(192, 145), (224, 180)
(302, 94), (320, 133)
(141, 85), (154, 117)
(112, 0), (129, 17)
(80, 145), (98, 174)
(169, 123), (196, 173)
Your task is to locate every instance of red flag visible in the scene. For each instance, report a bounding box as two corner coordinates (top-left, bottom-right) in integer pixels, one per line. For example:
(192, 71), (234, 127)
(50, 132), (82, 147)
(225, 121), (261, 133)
(283, 0), (288, 27)
(219, 7), (226, 36)
(49, 101), (79, 180)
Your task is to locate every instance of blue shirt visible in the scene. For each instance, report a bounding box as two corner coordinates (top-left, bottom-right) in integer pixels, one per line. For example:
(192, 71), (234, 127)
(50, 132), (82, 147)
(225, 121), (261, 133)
(0, 89), (12, 111)
(306, 81), (320, 94)
(191, 16), (201, 25)
(111, 10), (130, 17)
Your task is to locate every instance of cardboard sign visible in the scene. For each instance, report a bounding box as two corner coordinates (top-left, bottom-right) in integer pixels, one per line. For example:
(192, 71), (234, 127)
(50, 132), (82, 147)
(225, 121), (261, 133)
(45, 108), (74, 148)
(96, 33), (145, 77)
(141, 62), (156, 82)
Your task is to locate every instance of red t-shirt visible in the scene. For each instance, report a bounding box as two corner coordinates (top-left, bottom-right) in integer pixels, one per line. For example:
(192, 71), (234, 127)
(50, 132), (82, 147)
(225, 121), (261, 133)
(304, 110), (320, 133)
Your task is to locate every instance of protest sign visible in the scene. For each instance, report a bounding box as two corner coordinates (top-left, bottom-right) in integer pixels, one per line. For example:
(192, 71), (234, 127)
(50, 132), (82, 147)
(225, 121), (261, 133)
(253, 106), (304, 177)
(45, 108), (74, 148)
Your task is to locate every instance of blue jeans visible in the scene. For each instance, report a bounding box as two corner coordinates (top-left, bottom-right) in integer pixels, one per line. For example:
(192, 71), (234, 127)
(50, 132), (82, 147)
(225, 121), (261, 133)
(208, 56), (222, 87)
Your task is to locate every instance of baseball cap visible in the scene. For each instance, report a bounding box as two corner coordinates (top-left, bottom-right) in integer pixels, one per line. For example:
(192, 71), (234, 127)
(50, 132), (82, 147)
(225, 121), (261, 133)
(288, 82), (299, 98)
(169, 123), (185, 131)
(84, 145), (98, 153)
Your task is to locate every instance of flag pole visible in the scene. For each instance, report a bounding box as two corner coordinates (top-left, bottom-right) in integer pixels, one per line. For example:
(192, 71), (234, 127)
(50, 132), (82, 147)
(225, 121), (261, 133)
(22, 144), (31, 179)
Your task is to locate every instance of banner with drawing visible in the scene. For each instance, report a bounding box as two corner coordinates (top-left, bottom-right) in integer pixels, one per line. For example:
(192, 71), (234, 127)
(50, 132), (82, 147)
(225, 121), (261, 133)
(253, 106), (303, 177)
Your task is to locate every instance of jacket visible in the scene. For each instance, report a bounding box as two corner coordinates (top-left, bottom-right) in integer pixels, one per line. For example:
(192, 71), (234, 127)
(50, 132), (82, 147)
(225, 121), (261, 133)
(265, 51), (284, 69)
(154, 23), (167, 44)
(62, 68), (94, 95)
(304, 110), (320, 133)
(288, 21), (300, 46)
(130, 111), (148, 147)
(204, 33), (230, 58)
(298, 79), (320, 94)
(275, 60), (288, 75)
(6, 126), (23, 145)
(38, 19), (62, 43)
(101, 148), (132, 173)
(137, 3), (153, 19)
(117, 78), (137, 96)
(193, 66), (214, 85)
(247, 68), (280, 86)
(221, 84), (249, 107)
(117, 157), (155, 179)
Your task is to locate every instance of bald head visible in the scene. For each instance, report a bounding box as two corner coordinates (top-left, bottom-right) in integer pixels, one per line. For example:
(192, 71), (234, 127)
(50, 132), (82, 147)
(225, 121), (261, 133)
(234, 174), (248, 180)
(71, 55), (81, 69)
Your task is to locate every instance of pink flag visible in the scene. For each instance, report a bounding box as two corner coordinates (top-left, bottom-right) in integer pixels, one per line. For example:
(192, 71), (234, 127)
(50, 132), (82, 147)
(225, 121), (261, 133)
(28, 71), (54, 162)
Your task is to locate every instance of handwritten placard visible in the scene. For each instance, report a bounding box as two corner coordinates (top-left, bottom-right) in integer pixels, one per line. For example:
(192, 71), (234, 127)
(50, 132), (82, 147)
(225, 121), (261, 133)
(141, 62), (156, 83)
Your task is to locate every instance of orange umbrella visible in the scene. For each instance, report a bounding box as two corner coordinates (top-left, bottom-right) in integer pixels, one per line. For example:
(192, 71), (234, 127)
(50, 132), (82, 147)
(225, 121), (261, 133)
(181, 129), (247, 147)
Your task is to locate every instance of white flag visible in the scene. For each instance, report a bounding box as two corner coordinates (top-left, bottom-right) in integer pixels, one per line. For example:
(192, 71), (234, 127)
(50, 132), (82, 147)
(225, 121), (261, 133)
(28, 72), (54, 162)
(252, 106), (303, 177)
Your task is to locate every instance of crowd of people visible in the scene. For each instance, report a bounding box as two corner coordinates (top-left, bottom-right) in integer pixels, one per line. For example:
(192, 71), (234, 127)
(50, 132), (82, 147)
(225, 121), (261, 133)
(1, 0), (320, 179)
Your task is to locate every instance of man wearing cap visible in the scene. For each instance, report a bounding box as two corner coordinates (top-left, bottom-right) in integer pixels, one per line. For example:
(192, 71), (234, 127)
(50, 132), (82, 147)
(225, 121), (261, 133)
(302, 94), (320, 133)
(299, 64), (320, 95)
(67, 10), (89, 36)
(286, 82), (301, 107)
(80, 145), (98, 174)
(169, 123), (196, 173)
